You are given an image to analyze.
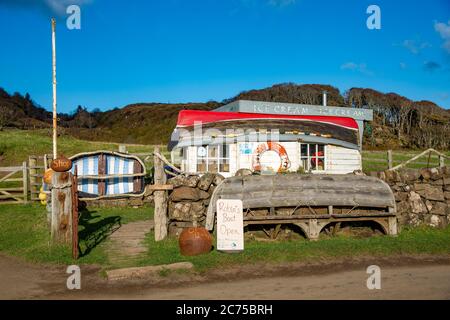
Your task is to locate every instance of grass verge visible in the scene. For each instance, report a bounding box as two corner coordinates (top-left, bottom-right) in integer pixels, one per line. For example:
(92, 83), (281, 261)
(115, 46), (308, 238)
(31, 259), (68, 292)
(138, 227), (450, 273)
(0, 204), (449, 273)
(0, 203), (153, 266)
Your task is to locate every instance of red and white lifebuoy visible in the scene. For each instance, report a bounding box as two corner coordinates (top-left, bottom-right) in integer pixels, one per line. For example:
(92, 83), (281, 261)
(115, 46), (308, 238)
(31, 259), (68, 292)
(252, 142), (291, 172)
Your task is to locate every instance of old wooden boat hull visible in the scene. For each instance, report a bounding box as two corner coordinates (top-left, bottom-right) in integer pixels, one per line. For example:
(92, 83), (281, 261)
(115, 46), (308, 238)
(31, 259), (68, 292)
(69, 151), (146, 199)
(205, 174), (397, 238)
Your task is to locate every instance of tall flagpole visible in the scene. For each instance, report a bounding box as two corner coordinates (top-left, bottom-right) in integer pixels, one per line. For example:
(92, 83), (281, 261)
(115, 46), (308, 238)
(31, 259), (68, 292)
(51, 18), (57, 159)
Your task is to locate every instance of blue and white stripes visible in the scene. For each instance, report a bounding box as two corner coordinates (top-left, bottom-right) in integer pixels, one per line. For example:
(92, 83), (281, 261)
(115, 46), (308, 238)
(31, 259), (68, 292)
(71, 156), (99, 194)
(70, 154), (137, 196)
(105, 155), (134, 195)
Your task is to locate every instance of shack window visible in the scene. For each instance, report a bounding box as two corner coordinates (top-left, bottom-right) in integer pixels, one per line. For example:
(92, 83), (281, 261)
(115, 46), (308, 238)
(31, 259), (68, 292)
(300, 143), (325, 171)
(197, 144), (230, 173)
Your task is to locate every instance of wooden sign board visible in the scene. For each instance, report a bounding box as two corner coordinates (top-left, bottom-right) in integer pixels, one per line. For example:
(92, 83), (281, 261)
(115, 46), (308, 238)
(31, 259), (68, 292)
(216, 199), (244, 252)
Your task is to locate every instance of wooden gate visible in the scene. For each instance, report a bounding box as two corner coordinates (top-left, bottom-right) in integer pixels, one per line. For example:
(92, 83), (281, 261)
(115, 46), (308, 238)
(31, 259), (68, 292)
(28, 154), (53, 201)
(0, 162), (29, 204)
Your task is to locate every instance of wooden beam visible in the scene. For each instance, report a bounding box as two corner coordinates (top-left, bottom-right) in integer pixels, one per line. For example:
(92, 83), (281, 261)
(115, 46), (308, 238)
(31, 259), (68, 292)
(146, 184), (173, 191)
(153, 146), (168, 241)
(22, 162), (28, 204)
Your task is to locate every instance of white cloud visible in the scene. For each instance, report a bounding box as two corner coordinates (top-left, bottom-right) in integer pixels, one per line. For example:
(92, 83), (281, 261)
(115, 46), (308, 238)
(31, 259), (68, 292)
(400, 39), (431, 54)
(267, 0), (297, 7)
(340, 62), (373, 76)
(434, 20), (450, 54)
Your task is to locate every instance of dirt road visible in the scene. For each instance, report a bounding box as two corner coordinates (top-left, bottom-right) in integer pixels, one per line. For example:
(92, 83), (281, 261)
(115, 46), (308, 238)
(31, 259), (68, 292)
(1, 254), (449, 300)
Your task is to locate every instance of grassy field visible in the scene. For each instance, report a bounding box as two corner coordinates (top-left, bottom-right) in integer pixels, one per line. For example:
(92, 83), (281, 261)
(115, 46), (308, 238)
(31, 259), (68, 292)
(0, 129), (169, 167)
(1, 129), (449, 172)
(362, 150), (450, 172)
(0, 203), (449, 272)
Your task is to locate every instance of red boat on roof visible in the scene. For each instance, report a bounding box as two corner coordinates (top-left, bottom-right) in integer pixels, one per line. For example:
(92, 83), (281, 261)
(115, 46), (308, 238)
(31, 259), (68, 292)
(176, 109), (359, 130)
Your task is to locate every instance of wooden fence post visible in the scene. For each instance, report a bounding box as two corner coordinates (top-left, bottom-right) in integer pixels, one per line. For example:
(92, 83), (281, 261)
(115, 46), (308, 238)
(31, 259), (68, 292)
(119, 145), (127, 153)
(387, 150), (393, 169)
(439, 155), (445, 168)
(22, 161), (28, 203)
(29, 156), (36, 200)
(51, 171), (73, 243)
(153, 146), (168, 241)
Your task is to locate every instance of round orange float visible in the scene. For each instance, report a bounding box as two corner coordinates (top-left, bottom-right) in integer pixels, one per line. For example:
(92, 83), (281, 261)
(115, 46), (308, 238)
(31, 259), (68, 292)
(43, 168), (54, 184)
(179, 227), (212, 256)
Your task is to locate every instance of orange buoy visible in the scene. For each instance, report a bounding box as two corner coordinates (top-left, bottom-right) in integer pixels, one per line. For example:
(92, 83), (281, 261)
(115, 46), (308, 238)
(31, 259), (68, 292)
(252, 141), (290, 172)
(43, 168), (54, 184)
(179, 227), (212, 256)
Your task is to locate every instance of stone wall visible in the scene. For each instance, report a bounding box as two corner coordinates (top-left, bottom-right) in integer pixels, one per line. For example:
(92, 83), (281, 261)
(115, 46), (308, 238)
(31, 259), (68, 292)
(80, 194), (154, 208)
(369, 166), (450, 228)
(166, 173), (224, 236)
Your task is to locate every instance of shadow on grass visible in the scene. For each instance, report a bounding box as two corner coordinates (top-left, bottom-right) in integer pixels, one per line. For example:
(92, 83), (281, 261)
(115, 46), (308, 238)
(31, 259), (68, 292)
(78, 208), (122, 258)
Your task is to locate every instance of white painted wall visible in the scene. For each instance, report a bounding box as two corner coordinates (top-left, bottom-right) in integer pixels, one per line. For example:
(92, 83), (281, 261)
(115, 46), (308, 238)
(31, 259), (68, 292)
(325, 145), (362, 174)
(182, 142), (361, 176)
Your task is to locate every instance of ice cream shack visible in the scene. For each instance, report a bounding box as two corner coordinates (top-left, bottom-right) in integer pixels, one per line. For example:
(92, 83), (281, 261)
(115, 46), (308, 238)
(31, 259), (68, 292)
(168, 97), (373, 177)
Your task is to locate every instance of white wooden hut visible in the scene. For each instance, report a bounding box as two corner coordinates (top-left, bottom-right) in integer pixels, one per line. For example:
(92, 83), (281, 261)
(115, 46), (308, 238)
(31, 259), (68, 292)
(169, 98), (373, 177)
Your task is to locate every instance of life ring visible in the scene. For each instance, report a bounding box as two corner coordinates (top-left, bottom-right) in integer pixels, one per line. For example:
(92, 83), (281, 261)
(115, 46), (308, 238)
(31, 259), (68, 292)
(252, 142), (291, 172)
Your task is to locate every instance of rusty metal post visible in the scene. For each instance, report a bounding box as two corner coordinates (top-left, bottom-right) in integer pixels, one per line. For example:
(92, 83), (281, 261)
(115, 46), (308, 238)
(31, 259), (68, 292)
(51, 171), (73, 243)
(71, 166), (79, 259)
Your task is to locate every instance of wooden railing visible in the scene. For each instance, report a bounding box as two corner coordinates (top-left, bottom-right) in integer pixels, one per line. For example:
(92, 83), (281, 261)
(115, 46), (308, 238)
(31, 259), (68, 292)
(362, 149), (449, 172)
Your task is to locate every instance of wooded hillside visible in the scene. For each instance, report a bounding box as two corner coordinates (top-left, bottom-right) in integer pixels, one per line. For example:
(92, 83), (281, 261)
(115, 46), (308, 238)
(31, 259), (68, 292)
(1, 84), (449, 149)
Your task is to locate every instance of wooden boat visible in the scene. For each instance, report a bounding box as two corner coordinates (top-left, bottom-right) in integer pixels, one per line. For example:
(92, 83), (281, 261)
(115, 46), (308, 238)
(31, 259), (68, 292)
(69, 151), (146, 199)
(205, 174), (397, 239)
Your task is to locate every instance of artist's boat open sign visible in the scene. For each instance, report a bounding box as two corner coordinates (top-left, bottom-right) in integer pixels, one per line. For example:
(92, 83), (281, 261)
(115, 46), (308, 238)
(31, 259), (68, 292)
(216, 199), (244, 252)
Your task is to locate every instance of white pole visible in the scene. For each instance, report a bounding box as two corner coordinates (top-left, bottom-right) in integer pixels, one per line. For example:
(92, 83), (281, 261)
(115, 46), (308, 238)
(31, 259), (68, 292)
(51, 18), (57, 159)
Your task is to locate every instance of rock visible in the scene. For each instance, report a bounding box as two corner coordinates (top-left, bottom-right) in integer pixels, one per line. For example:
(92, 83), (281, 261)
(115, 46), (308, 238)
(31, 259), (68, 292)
(425, 200), (433, 212)
(444, 192), (450, 200)
(407, 212), (423, 227)
(417, 186), (445, 201)
(400, 169), (420, 182)
(430, 201), (447, 215)
(168, 175), (186, 188)
(414, 183), (427, 191)
(425, 215), (441, 228)
(429, 168), (441, 180)
(185, 175), (200, 188)
(444, 177), (450, 186)
(213, 173), (225, 185)
(445, 185), (450, 192)
(170, 186), (209, 202)
(198, 173), (215, 191)
(395, 192), (408, 202)
(408, 191), (427, 214)
(431, 179), (444, 186)
(420, 168), (432, 180)
(377, 171), (386, 181)
(396, 201), (410, 213)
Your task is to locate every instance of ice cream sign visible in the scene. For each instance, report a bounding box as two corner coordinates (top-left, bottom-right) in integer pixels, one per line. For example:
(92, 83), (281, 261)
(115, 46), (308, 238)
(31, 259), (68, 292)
(216, 199), (244, 252)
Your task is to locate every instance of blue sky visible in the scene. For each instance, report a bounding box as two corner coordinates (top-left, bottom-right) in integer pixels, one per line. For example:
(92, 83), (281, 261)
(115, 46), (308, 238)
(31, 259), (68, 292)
(0, 0), (449, 113)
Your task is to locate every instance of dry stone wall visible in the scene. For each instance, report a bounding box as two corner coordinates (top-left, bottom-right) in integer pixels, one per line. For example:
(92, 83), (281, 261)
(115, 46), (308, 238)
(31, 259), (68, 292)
(369, 166), (450, 228)
(167, 173), (224, 236)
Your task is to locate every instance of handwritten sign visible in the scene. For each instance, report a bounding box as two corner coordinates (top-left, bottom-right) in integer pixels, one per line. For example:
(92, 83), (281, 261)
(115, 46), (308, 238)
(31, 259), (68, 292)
(216, 199), (244, 252)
